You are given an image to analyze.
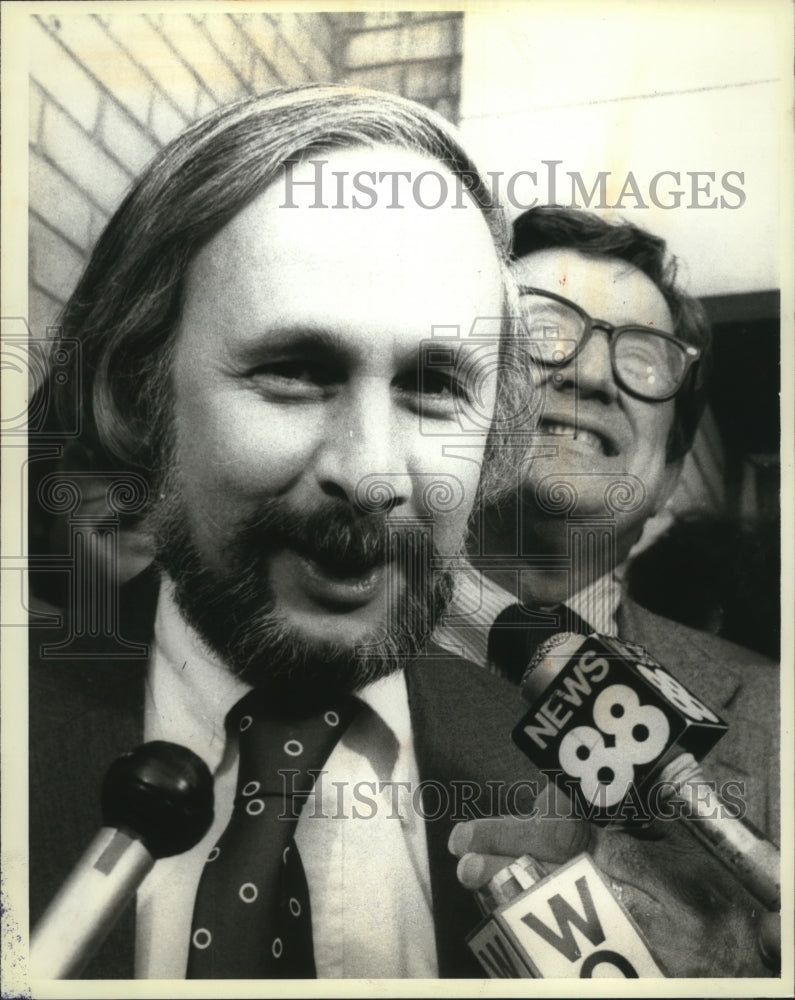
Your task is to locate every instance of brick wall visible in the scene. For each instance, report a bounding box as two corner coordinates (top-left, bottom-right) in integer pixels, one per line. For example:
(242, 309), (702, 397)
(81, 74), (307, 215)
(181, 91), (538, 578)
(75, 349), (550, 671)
(338, 12), (463, 123)
(28, 9), (339, 340)
(28, 9), (464, 342)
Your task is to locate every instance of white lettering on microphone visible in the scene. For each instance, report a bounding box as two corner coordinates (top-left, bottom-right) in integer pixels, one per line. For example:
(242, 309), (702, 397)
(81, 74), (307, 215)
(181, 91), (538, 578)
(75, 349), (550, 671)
(521, 650), (612, 749)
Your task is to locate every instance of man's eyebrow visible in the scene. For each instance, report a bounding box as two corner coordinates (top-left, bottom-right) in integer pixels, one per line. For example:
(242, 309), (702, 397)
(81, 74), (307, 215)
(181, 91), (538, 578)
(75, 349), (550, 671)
(235, 326), (492, 373)
(235, 326), (353, 362)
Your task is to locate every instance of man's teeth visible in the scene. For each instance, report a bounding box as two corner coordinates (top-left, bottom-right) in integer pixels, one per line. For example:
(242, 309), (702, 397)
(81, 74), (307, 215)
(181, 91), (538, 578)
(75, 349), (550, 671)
(544, 422), (605, 453)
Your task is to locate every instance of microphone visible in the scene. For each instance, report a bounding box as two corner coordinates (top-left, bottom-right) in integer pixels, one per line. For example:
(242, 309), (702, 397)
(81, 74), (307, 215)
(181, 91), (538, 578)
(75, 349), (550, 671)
(487, 601), (591, 684)
(511, 632), (780, 911)
(467, 853), (665, 978)
(30, 741), (214, 979)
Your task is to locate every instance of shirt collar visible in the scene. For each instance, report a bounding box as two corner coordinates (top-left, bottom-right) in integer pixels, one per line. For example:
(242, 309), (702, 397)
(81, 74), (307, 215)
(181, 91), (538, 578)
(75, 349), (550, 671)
(565, 568), (624, 637)
(145, 576), (251, 774)
(145, 574), (409, 774)
(355, 670), (413, 751)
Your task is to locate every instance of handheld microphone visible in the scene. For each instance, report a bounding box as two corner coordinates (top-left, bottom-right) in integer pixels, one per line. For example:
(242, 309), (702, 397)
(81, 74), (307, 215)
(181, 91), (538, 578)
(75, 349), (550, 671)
(467, 853), (665, 978)
(30, 741), (214, 979)
(511, 632), (780, 911)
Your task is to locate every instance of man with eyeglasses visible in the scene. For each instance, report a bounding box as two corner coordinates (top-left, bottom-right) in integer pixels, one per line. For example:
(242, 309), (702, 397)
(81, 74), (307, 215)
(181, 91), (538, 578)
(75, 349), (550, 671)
(443, 207), (780, 972)
(473, 207), (711, 629)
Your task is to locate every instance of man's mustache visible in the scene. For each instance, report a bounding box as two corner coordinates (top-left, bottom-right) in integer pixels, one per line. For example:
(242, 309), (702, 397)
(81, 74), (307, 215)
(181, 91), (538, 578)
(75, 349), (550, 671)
(235, 500), (425, 578)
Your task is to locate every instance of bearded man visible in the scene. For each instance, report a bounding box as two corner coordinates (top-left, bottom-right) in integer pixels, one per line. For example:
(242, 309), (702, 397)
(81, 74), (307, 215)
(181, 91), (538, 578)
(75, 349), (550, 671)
(28, 90), (776, 980)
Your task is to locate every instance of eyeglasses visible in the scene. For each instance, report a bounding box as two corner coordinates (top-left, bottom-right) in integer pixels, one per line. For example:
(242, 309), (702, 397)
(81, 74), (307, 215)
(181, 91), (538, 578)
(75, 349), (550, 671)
(518, 286), (701, 401)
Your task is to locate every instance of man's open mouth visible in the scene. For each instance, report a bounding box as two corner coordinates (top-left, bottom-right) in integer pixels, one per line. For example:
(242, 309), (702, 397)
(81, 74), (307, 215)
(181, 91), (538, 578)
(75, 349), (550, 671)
(541, 420), (618, 457)
(291, 552), (387, 609)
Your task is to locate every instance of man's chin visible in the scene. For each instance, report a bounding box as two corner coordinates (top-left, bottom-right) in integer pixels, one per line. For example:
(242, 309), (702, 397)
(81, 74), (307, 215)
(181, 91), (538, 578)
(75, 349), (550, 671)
(229, 613), (411, 714)
(272, 605), (391, 653)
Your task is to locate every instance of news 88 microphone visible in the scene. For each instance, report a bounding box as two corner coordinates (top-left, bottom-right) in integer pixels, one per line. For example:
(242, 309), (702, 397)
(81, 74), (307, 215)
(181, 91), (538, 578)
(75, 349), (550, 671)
(511, 632), (780, 911)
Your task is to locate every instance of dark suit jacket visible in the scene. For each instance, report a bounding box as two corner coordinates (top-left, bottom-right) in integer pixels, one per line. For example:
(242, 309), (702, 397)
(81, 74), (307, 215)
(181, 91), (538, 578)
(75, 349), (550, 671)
(29, 573), (781, 979)
(616, 596), (780, 839)
(29, 568), (534, 979)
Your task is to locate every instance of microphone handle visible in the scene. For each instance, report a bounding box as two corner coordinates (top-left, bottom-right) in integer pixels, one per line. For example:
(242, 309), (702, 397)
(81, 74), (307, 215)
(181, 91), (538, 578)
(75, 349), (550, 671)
(30, 826), (154, 979)
(660, 754), (780, 911)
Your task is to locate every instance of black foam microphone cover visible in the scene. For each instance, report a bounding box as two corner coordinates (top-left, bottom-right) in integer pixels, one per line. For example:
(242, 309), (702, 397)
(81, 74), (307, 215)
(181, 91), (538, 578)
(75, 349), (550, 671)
(487, 602), (591, 684)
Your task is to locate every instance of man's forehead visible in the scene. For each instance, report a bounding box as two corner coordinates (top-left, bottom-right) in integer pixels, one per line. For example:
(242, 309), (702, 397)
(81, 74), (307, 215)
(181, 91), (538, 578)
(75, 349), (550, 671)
(179, 144), (505, 350)
(181, 147), (503, 370)
(216, 145), (500, 260)
(512, 247), (672, 328)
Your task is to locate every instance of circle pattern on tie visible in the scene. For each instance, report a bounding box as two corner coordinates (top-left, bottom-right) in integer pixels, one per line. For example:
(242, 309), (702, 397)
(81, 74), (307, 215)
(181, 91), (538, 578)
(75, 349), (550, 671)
(239, 882), (258, 903)
(186, 692), (362, 978)
(192, 928), (212, 949)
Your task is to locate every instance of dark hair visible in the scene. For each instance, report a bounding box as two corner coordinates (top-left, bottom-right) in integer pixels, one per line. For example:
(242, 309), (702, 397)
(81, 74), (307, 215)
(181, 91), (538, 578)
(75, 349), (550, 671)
(511, 206), (712, 461)
(52, 84), (525, 502)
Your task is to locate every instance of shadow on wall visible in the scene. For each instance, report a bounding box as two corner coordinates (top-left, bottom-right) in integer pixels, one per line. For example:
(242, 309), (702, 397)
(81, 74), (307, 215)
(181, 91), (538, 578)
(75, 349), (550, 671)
(625, 514), (780, 661)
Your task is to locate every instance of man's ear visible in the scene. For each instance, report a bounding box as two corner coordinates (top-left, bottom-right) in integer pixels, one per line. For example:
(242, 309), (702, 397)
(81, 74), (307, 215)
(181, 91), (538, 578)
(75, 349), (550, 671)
(654, 456), (685, 515)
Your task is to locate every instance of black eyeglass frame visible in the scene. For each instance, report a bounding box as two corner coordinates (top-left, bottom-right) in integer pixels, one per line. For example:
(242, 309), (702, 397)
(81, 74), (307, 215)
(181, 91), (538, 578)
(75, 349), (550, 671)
(518, 285), (702, 402)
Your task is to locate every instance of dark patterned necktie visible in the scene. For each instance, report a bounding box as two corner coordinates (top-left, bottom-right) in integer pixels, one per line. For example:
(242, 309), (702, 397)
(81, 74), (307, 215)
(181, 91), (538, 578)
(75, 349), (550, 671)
(186, 689), (361, 979)
(487, 602), (592, 684)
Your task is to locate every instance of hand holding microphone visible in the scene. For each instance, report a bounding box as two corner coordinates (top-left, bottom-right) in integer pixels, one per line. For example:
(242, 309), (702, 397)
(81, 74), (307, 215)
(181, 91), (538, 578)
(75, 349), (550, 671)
(451, 631), (781, 976)
(512, 632), (780, 910)
(30, 741), (214, 979)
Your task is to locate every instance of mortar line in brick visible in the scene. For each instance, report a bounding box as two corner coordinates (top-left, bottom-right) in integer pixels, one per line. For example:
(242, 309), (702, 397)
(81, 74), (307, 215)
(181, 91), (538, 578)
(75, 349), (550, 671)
(229, 17), (287, 87)
(259, 15), (312, 79)
(29, 207), (90, 261)
(30, 82), (138, 184)
(30, 278), (67, 311)
(224, 15), (264, 88)
(98, 13), (203, 122)
(191, 14), (254, 96)
(33, 16), (190, 143)
(294, 11), (342, 76)
(29, 146), (118, 224)
(343, 55), (463, 75)
(345, 14), (463, 35)
(140, 14), (221, 109)
(260, 11), (338, 81)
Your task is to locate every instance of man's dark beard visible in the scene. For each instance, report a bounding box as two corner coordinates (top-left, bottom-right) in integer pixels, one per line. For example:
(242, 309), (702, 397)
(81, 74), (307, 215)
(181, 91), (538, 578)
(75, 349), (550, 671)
(148, 471), (455, 713)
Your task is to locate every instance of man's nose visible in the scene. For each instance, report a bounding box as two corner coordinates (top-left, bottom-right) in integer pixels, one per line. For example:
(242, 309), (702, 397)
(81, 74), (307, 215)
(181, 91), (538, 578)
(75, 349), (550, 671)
(314, 383), (411, 513)
(552, 328), (618, 402)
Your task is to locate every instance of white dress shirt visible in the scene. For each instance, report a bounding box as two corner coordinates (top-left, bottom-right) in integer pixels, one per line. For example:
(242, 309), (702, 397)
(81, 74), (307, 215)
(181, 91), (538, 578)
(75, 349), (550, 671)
(136, 578), (437, 979)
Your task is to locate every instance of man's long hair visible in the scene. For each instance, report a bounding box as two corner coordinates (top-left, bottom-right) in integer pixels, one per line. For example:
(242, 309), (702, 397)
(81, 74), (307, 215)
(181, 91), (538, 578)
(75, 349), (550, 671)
(53, 84), (529, 504)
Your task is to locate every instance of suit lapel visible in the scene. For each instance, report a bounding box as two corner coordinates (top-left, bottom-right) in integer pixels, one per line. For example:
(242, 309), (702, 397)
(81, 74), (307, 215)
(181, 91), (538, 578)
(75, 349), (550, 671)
(406, 645), (535, 977)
